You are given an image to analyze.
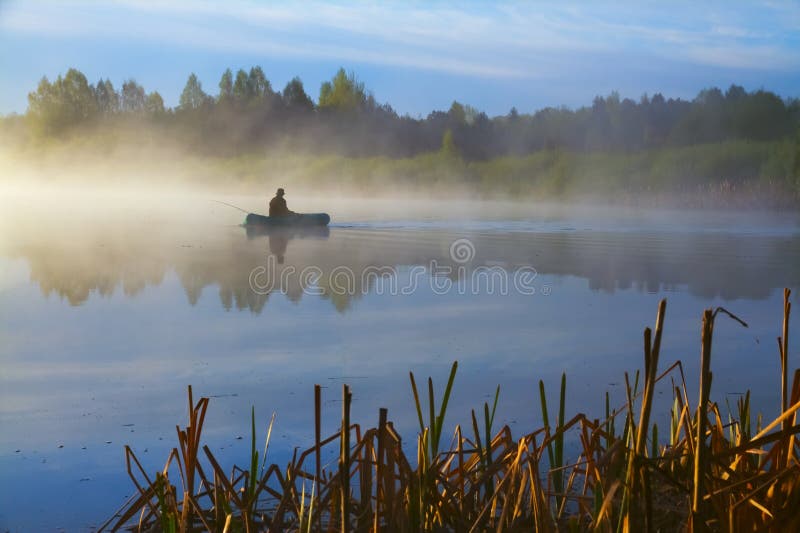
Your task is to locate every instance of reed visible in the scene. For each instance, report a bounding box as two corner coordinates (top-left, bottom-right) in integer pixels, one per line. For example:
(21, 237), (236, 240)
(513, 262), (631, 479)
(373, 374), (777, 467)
(102, 289), (799, 532)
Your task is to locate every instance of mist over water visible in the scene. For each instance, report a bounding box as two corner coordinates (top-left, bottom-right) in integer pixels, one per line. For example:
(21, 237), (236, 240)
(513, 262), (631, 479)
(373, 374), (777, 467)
(0, 184), (798, 529)
(1, 0), (798, 527)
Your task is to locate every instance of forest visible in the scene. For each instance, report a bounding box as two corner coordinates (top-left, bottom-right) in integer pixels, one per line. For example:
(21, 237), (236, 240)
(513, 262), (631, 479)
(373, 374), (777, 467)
(2, 66), (799, 203)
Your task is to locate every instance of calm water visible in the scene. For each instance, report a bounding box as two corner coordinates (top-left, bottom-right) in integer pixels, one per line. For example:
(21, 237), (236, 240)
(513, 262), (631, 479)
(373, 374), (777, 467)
(1, 193), (799, 530)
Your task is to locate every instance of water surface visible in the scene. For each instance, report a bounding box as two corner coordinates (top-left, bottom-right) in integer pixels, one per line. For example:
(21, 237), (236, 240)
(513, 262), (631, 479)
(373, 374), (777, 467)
(1, 193), (798, 530)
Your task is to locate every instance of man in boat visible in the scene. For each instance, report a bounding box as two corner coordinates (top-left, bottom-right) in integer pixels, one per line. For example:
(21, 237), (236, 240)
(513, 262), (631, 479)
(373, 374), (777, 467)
(269, 188), (295, 217)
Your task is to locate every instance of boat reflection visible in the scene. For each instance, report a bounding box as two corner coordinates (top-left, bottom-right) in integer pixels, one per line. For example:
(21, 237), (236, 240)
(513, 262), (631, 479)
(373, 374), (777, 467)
(245, 224), (331, 264)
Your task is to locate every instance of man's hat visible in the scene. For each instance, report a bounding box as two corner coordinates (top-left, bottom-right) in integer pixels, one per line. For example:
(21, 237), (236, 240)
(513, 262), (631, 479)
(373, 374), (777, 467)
(277, 188), (285, 195)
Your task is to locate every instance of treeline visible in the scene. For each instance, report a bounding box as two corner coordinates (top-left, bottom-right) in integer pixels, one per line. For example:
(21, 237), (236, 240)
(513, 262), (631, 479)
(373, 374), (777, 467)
(13, 66), (800, 161)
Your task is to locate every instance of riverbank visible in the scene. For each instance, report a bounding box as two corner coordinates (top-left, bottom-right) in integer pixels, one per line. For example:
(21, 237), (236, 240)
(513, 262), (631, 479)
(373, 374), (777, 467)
(2, 133), (798, 210)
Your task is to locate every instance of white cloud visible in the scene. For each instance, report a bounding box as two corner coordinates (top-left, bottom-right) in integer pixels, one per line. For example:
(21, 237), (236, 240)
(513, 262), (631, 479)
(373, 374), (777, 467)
(1, 0), (799, 76)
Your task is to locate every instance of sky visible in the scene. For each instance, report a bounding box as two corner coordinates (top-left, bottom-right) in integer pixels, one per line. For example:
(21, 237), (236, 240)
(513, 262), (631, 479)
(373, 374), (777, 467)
(0, 0), (799, 117)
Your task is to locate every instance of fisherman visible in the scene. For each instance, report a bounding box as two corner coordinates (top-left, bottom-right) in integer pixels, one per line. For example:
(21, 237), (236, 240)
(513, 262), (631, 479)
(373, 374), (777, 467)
(268, 187), (294, 217)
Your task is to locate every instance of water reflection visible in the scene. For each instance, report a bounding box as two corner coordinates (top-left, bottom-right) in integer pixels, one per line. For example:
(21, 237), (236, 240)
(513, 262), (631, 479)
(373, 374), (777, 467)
(1, 202), (799, 530)
(245, 224), (331, 259)
(4, 220), (799, 312)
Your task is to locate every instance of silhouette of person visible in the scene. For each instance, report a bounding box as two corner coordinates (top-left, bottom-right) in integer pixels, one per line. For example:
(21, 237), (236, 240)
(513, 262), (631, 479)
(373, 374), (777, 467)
(269, 188), (294, 217)
(268, 231), (289, 264)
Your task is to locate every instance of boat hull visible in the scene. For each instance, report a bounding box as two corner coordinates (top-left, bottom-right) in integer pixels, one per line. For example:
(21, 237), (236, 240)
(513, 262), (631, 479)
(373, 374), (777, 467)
(244, 212), (331, 227)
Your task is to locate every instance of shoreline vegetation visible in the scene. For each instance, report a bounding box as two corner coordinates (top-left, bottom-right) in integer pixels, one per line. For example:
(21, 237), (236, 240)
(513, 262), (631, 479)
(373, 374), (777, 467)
(2, 66), (799, 208)
(101, 289), (798, 532)
(1, 138), (797, 210)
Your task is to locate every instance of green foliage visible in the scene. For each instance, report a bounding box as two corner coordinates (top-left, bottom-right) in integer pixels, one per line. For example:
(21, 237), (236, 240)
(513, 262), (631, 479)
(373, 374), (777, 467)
(249, 406), (258, 502)
(448, 101), (466, 124)
(12, 66), (800, 203)
(794, 127), (800, 189)
(539, 373), (567, 513)
(282, 77), (314, 111)
(145, 91), (165, 116)
(218, 68), (233, 102)
(153, 472), (177, 533)
(19, 67), (800, 159)
(197, 139), (797, 204)
(408, 361), (459, 529)
(409, 361), (458, 466)
(247, 66), (272, 101)
(224, 66), (274, 107)
(179, 73), (208, 111)
(232, 69), (249, 102)
(93, 79), (119, 115)
(121, 79), (145, 112)
(471, 385), (500, 496)
(27, 69), (97, 134)
(318, 68), (367, 112)
(440, 129), (458, 158)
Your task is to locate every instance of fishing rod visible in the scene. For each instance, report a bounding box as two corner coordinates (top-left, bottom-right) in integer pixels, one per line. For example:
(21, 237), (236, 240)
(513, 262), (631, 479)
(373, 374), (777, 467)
(212, 199), (251, 214)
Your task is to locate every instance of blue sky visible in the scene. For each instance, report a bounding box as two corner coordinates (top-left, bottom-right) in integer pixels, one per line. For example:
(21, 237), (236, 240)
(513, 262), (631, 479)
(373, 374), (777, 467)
(1, 0), (798, 117)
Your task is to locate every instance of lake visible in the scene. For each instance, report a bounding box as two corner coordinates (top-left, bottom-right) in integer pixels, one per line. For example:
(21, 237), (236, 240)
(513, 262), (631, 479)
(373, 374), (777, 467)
(1, 190), (798, 530)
